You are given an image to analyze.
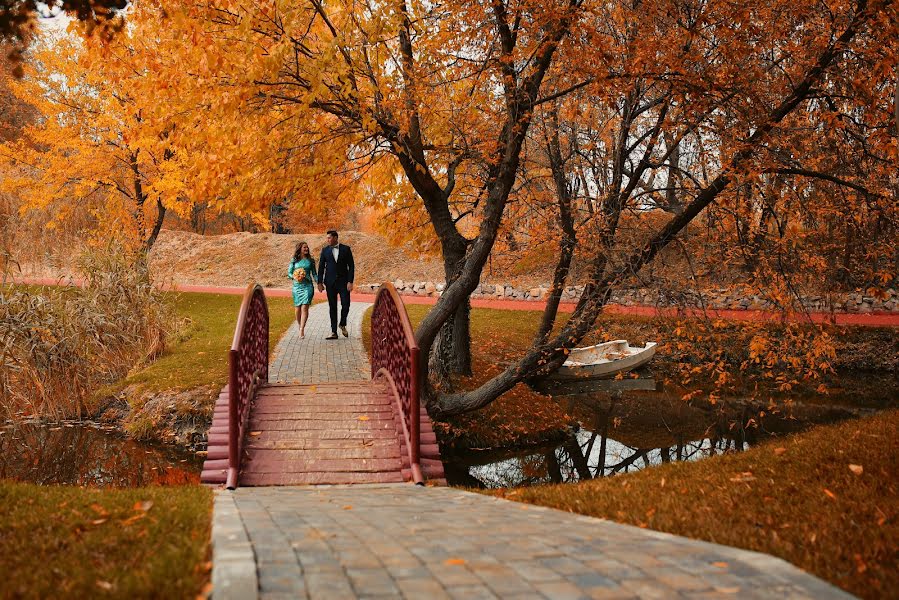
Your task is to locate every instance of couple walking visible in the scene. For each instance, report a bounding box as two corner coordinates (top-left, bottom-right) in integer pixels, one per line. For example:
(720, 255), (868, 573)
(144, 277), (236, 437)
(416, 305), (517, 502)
(288, 230), (355, 340)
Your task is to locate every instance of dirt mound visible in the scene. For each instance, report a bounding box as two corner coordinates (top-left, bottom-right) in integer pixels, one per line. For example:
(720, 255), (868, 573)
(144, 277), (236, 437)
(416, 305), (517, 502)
(148, 230), (448, 288)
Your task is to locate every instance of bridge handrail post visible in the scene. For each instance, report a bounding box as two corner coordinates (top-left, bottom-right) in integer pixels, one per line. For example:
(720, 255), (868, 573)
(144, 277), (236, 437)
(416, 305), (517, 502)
(226, 283), (269, 490)
(371, 282), (423, 484)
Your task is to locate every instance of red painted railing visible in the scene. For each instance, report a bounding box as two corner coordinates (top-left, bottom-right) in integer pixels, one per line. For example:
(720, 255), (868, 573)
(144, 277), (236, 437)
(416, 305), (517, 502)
(226, 283), (269, 489)
(371, 282), (423, 484)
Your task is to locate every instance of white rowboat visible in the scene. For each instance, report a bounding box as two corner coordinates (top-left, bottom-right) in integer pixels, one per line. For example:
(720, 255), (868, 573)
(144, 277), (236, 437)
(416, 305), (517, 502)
(550, 340), (657, 380)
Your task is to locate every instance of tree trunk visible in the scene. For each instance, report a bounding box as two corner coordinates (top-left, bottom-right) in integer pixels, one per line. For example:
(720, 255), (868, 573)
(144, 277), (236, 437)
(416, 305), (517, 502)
(535, 105), (578, 345)
(142, 199), (166, 254)
(426, 234), (473, 390)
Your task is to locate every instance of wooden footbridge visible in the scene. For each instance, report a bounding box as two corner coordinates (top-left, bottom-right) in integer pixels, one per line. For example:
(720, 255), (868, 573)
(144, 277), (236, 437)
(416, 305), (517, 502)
(200, 283), (445, 488)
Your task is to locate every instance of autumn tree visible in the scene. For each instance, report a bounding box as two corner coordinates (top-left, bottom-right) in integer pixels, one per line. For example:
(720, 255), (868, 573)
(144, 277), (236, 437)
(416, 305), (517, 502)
(0, 25), (193, 255)
(431, 0), (898, 415)
(131, 0), (588, 387)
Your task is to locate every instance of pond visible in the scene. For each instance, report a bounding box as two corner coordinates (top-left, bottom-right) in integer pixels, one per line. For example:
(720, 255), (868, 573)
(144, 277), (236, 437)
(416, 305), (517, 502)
(441, 373), (885, 489)
(0, 421), (202, 487)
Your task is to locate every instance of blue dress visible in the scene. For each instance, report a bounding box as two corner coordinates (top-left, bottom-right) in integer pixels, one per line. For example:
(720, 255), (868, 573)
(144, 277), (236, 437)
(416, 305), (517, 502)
(288, 258), (316, 306)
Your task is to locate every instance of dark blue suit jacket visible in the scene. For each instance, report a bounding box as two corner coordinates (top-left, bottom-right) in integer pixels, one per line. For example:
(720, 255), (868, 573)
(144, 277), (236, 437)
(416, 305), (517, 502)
(317, 243), (355, 286)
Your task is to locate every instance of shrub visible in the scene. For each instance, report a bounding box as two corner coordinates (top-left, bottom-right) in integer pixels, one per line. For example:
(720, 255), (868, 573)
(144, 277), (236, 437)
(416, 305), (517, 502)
(0, 244), (172, 419)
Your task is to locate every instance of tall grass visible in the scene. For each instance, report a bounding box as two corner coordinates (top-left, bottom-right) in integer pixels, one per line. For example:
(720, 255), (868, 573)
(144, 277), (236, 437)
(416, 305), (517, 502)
(0, 245), (172, 420)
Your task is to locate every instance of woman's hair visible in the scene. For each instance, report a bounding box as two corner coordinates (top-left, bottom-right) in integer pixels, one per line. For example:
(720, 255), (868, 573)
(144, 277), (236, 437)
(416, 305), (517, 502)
(293, 241), (309, 262)
(293, 241), (316, 274)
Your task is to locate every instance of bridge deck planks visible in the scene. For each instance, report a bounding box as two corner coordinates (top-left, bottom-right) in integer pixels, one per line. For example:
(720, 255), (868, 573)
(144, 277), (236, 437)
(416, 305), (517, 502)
(244, 380), (413, 486)
(201, 379), (446, 486)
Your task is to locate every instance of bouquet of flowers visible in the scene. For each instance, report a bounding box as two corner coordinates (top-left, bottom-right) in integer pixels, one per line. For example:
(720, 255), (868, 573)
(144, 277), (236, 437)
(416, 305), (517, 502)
(293, 267), (307, 283)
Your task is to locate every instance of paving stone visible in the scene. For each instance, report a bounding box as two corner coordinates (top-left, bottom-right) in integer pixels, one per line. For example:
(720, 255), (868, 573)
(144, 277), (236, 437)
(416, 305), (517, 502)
(257, 570), (305, 595)
(533, 579), (593, 600)
(444, 585), (499, 600)
(345, 567), (401, 596)
(395, 577), (451, 599)
(569, 572), (618, 589)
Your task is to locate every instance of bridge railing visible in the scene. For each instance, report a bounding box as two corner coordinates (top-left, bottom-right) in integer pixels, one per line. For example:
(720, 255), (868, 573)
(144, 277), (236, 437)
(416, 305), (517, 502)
(371, 282), (423, 484)
(226, 283), (269, 489)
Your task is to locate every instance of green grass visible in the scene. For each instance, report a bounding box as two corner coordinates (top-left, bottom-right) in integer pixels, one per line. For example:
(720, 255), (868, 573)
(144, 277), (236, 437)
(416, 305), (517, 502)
(112, 291), (298, 395)
(100, 291), (299, 441)
(488, 409), (899, 599)
(0, 481), (212, 598)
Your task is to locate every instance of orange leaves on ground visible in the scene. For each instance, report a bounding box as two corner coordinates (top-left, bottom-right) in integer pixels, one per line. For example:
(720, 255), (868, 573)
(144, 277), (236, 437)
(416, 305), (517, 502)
(444, 558), (466, 566)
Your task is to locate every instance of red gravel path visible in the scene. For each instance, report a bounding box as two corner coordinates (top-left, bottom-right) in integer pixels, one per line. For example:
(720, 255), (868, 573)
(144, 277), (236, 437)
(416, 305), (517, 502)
(17, 277), (899, 327)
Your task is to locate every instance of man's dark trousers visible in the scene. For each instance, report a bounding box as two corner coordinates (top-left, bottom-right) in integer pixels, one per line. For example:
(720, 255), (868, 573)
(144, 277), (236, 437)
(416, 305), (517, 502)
(327, 280), (351, 333)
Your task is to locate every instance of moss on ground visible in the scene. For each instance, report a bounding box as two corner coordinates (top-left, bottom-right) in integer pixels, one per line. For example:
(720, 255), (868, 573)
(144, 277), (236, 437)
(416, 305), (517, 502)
(0, 482), (212, 598)
(487, 409), (899, 600)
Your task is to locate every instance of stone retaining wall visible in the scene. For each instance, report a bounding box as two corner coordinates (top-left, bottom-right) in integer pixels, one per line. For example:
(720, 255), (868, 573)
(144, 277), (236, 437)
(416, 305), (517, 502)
(356, 280), (899, 313)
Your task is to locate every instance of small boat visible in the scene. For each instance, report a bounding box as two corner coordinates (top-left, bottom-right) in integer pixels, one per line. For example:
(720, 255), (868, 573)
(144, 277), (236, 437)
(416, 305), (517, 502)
(550, 340), (657, 381)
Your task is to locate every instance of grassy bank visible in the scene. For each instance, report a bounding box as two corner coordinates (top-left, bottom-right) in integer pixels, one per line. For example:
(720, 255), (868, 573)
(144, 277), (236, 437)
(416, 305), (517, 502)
(489, 409), (899, 599)
(102, 291), (297, 442)
(0, 481), (212, 597)
(110, 291), (297, 395)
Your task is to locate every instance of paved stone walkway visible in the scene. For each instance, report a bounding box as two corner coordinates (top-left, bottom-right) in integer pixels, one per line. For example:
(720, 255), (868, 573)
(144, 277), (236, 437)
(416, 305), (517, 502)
(213, 485), (850, 599)
(211, 298), (851, 599)
(269, 302), (371, 384)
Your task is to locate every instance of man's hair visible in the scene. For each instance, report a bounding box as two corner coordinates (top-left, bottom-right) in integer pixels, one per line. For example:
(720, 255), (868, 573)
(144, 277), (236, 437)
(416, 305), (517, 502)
(327, 229), (339, 238)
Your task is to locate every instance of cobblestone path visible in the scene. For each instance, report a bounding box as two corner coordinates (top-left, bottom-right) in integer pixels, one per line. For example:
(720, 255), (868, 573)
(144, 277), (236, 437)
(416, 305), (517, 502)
(213, 485), (850, 599)
(269, 301), (371, 383)
(211, 298), (850, 599)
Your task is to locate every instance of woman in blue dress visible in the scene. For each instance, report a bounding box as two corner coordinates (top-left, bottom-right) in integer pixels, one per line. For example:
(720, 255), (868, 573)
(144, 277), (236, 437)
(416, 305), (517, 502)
(288, 241), (317, 338)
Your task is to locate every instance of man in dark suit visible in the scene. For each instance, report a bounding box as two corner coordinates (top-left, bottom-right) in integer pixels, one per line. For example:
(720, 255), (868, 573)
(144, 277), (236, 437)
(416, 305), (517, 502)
(316, 230), (355, 339)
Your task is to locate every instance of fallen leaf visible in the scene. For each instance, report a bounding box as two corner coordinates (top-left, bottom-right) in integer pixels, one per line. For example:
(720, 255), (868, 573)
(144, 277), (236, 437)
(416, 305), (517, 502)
(729, 472), (755, 482)
(659, 477), (665, 488)
(96, 580), (113, 591)
(134, 500), (154, 512)
(91, 518), (108, 525)
(848, 464), (863, 475)
(122, 513), (146, 526)
(445, 558), (466, 565)
(773, 447), (786, 456)
(823, 488), (837, 500)
(249, 431), (262, 436)
(715, 587), (740, 594)
(357, 416), (370, 421)
(712, 562), (729, 568)
(90, 503), (109, 517)
(342, 505), (352, 510)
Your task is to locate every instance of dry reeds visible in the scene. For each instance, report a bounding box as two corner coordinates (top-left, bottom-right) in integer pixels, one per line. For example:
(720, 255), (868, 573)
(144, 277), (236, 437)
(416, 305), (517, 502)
(0, 244), (172, 420)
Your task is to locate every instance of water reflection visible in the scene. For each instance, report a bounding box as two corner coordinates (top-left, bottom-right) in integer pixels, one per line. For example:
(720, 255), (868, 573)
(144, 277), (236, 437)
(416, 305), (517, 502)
(444, 375), (866, 489)
(0, 422), (202, 487)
